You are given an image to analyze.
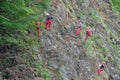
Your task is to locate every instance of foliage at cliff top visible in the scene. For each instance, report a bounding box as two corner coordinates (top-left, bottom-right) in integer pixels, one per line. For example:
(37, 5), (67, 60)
(0, 0), (51, 47)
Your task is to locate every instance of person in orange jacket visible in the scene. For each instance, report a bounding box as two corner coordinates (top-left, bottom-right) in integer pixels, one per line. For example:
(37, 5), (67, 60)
(84, 28), (92, 42)
(45, 13), (53, 30)
(75, 18), (83, 36)
(97, 61), (106, 75)
(35, 21), (41, 37)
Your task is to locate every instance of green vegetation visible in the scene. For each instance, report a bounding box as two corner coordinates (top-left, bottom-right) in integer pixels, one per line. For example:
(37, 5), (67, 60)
(1, 0), (120, 79)
(110, 0), (120, 13)
(0, 0), (52, 79)
(28, 51), (51, 80)
(0, 0), (51, 47)
(84, 8), (119, 62)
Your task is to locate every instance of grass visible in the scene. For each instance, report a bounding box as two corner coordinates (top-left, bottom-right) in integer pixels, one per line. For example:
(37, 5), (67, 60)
(85, 8), (120, 78)
(28, 51), (51, 80)
(33, 60), (51, 80)
(0, 0), (52, 79)
(110, 0), (120, 13)
(0, 0), (51, 47)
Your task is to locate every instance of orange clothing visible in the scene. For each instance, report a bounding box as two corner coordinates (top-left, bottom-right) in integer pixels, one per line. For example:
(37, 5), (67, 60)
(38, 31), (40, 37)
(35, 21), (41, 37)
(37, 27), (40, 37)
(35, 21), (41, 27)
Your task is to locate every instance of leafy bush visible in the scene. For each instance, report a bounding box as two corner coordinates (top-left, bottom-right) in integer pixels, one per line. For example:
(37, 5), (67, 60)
(0, 0), (51, 46)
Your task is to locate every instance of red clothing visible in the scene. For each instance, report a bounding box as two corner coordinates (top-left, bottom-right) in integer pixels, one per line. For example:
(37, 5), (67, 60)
(86, 29), (91, 36)
(45, 19), (52, 30)
(97, 68), (104, 75)
(84, 29), (92, 42)
(76, 27), (82, 36)
(37, 27), (40, 30)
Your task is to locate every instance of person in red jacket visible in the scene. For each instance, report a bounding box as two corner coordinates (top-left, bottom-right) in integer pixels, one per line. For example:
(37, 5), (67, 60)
(97, 61), (106, 75)
(35, 21), (41, 37)
(84, 28), (92, 42)
(75, 19), (83, 36)
(45, 13), (53, 30)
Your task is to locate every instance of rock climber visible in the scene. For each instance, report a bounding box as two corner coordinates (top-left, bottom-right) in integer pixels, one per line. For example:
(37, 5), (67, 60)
(97, 61), (106, 75)
(35, 21), (41, 27)
(84, 28), (92, 42)
(35, 21), (41, 37)
(75, 18), (83, 36)
(45, 13), (53, 30)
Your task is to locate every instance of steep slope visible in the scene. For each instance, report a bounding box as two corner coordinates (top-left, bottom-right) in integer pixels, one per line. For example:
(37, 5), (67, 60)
(0, 0), (120, 80)
(39, 0), (120, 80)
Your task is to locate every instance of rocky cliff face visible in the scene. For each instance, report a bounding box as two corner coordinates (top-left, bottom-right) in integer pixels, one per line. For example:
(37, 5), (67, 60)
(0, 0), (120, 80)
(39, 0), (120, 80)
